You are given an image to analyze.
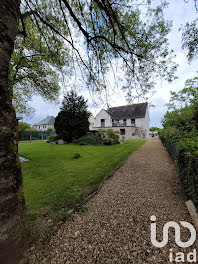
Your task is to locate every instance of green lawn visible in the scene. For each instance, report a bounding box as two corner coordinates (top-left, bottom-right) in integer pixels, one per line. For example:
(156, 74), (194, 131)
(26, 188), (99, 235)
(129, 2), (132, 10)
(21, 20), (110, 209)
(19, 140), (145, 220)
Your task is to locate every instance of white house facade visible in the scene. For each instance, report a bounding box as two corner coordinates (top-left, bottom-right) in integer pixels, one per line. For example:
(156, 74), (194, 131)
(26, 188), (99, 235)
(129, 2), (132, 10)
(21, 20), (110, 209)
(93, 103), (149, 139)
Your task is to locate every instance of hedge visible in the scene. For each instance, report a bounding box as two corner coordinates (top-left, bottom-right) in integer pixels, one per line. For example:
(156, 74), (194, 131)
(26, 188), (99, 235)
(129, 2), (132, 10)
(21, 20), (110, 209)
(160, 136), (198, 208)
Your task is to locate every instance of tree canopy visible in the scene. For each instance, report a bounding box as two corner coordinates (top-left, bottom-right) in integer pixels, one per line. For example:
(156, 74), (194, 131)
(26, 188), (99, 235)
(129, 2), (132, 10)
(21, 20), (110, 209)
(18, 122), (31, 131)
(10, 3), (71, 115)
(181, 18), (198, 62)
(161, 76), (198, 143)
(180, 0), (198, 62)
(166, 76), (198, 110)
(14, 0), (177, 111)
(150, 126), (159, 132)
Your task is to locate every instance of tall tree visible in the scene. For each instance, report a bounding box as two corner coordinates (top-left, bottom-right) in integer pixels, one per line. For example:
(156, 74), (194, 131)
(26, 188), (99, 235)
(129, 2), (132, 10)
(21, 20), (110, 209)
(55, 91), (90, 142)
(0, 0), (177, 260)
(0, 1), (25, 263)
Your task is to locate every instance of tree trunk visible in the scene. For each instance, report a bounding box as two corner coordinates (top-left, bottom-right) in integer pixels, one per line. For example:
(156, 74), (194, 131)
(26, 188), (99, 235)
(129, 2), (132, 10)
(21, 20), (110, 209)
(0, 1), (25, 263)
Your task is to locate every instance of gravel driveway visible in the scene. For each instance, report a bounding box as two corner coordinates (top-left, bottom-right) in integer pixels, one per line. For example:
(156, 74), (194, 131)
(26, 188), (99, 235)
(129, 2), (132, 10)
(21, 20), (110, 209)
(48, 138), (197, 263)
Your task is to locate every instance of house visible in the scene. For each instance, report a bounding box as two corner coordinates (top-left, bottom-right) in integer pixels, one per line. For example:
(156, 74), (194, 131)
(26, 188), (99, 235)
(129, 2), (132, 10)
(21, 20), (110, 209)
(33, 116), (55, 131)
(93, 102), (149, 139)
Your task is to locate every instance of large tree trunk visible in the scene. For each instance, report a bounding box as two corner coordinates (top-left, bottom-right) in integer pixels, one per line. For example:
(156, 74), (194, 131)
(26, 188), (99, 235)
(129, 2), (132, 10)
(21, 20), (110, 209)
(0, 1), (25, 263)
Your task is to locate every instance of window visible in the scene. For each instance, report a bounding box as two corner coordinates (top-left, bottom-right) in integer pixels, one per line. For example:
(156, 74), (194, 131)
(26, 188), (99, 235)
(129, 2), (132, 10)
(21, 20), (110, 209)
(112, 119), (119, 126)
(123, 119), (127, 126)
(101, 119), (105, 127)
(131, 119), (135, 126)
(120, 129), (125, 135)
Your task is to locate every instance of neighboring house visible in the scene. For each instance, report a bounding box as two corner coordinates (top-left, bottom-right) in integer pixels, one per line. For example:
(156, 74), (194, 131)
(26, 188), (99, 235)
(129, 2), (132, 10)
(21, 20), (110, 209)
(93, 103), (149, 139)
(89, 115), (95, 130)
(33, 116), (55, 131)
(149, 130), (158, 137)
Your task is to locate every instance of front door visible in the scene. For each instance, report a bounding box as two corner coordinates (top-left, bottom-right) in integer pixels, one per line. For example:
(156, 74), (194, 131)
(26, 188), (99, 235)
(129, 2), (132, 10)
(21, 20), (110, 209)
(120, 129), (125, 135)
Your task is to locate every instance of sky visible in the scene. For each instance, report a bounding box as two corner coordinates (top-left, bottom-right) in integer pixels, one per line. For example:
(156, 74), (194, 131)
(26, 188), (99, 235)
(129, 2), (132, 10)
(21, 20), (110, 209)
(23, 0), (198, 128)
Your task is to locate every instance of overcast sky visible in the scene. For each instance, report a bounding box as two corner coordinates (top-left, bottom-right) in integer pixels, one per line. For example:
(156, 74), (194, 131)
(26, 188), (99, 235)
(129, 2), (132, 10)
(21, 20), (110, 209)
(23, 0), (198, 128)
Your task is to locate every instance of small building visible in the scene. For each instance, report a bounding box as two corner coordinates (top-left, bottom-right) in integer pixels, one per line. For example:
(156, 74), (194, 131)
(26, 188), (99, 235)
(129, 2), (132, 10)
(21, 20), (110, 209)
(33, 116), (55, 131)
(93, 103), (149, 139)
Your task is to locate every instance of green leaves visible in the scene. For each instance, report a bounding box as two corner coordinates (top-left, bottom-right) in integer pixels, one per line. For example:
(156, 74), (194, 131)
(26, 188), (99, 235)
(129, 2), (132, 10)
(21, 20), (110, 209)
(10, 4), (71, 115)
(14, 0), (177, 112)
(161, 77), (198, 156)
(181, 18), (198, 62)
(166, 77), (198, 110)
(54, 91), (90, 142)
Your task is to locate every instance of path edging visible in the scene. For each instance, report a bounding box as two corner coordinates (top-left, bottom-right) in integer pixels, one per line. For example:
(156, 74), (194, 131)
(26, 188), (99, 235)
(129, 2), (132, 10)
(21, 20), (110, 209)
(67, 159), (126, 218)
(186, 199), (198, 232)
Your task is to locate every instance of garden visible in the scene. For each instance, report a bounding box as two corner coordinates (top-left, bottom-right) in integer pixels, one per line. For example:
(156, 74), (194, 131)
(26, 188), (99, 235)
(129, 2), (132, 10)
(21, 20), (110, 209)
(19, 140), (145, 222)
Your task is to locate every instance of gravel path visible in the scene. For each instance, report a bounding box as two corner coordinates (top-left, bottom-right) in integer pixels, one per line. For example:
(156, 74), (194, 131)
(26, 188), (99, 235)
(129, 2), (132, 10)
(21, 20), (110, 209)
(48, 138), (197, 263)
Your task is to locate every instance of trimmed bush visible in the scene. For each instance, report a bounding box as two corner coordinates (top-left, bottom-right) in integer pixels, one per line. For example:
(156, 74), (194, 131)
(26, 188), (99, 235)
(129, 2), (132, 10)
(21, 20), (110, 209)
(106, 129), (120, 144)
(73, 130), (120, 146)
(73, 133), (104, 145)
(103, 137), (114, 145)
(46, 134), (60, 143)
(72, 153), (81, 159)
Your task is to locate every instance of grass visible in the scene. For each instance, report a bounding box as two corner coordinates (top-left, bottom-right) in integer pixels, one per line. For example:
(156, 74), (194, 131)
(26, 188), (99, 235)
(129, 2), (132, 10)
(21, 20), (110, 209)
(19, 140), (145, 220)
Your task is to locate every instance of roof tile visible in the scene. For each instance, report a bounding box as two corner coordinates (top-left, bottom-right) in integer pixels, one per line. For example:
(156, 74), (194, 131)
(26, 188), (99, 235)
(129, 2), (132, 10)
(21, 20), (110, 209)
(107, 102), (148, 119)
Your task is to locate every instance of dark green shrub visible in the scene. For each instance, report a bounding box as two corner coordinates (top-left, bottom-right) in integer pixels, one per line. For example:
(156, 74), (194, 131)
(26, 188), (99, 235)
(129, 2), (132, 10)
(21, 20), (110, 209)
(73, 133), (104, 145)
(54, 91), (90, 142)
(73, 131), (120, 146)
(46, 134), (60, 143)
(103, 137), (114, 145)
(72, 153), (81, 159)
(105, 129), (120, 144)
(177, 138), (198, 157)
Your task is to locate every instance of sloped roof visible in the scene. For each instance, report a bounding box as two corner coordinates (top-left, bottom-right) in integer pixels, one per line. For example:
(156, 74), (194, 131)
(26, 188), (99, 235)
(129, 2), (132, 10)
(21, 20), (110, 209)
(107, 102), (148, 119)
(35, 116), (55, 125)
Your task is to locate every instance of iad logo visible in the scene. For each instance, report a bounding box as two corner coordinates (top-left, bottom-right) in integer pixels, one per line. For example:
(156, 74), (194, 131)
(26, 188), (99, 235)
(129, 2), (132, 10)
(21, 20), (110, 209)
(150, 215), (197, 263)
(150, 215), (196, 248)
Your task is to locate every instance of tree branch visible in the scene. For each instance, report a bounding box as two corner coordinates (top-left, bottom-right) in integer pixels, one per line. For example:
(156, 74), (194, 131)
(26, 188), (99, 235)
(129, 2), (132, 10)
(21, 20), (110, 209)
(60, 0), (90, 40)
